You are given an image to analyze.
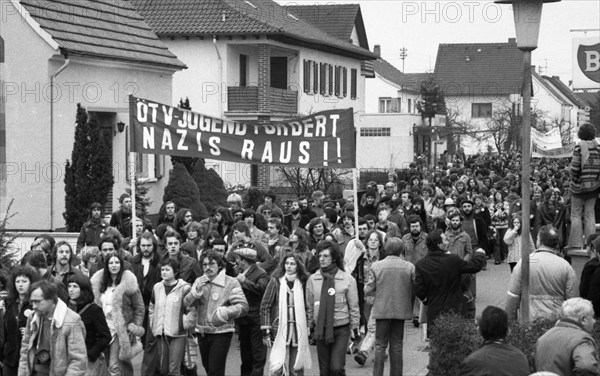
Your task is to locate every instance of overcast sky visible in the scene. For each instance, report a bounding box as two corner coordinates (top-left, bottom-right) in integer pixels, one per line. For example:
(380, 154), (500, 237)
(280, 0), (599, 83)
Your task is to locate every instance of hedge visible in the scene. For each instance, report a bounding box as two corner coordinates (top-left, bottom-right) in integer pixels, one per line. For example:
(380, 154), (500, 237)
(428, 312), (600, 376)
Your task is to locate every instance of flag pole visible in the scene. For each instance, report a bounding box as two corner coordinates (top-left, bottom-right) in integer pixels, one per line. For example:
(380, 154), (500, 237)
(353, 120), (359, 237)
(128, 95), (137, 243)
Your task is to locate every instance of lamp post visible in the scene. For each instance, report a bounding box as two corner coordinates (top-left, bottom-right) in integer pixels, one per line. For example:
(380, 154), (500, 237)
(495, 0), (560, 323)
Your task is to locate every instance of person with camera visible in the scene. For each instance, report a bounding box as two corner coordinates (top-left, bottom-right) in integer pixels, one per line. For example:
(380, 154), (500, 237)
(18, 280), (87, 376)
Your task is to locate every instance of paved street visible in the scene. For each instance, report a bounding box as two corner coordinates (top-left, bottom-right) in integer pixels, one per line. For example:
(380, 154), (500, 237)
(133, 258), (512, 376)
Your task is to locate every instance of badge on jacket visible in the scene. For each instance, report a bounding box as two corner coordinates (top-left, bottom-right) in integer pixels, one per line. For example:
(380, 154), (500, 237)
(328, 288), (336, 296)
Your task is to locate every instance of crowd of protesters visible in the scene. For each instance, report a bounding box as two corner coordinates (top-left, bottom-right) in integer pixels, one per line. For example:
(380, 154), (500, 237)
(0, 123), (599, 376)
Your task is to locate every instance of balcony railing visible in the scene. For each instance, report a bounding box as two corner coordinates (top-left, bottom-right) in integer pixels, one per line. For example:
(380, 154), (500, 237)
(227, 86), (298, 114)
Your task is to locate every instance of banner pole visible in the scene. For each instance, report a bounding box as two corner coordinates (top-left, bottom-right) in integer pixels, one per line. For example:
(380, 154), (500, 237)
(352, 168), (359, 237)
(130, 149), (136, 244)
(128, 95), (137, 244)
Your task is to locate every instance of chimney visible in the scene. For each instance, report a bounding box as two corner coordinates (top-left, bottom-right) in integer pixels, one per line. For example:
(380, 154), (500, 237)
(374, 45), (381, 57)
(508, 38), (516, 44)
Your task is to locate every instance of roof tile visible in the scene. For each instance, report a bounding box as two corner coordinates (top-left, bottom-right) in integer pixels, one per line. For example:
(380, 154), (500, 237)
(434, 40), (523, 96)
(20, 0), (185, 69)
(130, 0), (375, 59)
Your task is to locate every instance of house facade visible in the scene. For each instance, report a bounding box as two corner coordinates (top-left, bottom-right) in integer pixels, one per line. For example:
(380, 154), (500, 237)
(434, 38), (524, 155)
(131, 0), (376, 188)
(361, 46), (443, 169)
(0, 0), (185, 230)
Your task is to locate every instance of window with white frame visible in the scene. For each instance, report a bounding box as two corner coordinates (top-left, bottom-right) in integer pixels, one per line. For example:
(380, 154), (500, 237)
(472, 103), (492, 118)
(360, 127), (391, 137)
(378, 98), (400, 113)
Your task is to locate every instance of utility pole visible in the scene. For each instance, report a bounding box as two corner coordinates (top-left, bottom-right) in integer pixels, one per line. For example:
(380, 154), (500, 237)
(400, 47), (408, 72)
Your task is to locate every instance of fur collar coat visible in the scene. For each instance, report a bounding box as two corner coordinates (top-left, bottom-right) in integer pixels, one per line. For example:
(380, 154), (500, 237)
(90, 269), (145, 361)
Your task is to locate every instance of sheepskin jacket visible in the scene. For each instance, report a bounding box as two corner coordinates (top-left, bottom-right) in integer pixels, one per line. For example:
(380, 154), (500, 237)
(18, 299), (87, 376)
(90, 270), (145, 361)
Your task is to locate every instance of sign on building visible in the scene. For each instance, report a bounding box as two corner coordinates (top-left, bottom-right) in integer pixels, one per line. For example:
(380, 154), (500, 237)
(572, 37), (600, 90)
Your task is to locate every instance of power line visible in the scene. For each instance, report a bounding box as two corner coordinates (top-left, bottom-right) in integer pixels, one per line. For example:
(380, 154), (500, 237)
(399, 47), (408, 72)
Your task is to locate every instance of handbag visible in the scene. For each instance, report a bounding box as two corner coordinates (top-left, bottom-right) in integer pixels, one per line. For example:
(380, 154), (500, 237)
(183, 332), (199, 370)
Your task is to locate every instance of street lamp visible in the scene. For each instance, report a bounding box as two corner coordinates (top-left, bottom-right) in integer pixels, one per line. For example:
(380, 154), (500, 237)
(495, 0), (560, 323)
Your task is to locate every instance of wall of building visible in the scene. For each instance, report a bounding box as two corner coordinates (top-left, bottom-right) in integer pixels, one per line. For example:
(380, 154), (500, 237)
(1, 2), (55, 230)
(163, 36), (368, 188)
(444, 94), (517, 155)
(531, 74), (564, 123)
(357, 113), (422, 169)
(2, 7), (176, 230)
(365, 74), (420, 114)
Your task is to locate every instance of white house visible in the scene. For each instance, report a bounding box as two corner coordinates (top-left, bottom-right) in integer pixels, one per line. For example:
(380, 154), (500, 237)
(434, 38), (524, 155)
(0, 0), (185, 230)
(130, 0), (377, 188)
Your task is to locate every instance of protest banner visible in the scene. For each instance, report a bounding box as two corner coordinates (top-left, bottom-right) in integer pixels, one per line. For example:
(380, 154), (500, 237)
(531, 127), (562, 150)
(532, 142), (575, 158)
(129, 96), (356, 168)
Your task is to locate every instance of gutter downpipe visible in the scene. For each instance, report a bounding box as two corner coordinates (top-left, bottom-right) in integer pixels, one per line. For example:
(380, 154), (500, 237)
(213, 36), (223, 115)
(49, 53), (70, 231)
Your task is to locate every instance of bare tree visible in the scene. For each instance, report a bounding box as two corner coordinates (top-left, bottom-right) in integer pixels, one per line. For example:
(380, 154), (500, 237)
(276, 167), (352, 197)
(444, 103), (548, 154)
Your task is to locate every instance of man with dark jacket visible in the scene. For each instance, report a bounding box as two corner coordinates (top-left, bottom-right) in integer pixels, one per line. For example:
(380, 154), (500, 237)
(77, 202), (108, 252)
(415, 229), (486, 336)
(110, 193), (133, 239)
(161, 231), (202, 285)
(135, 232), (164, 375)
(459, 306), (529, 376)
(232, 247), (269, 376)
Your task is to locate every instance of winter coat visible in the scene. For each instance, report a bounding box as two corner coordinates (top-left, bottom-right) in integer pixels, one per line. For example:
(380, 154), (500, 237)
(535, 319), (600, 376)
(570, 139), (600, 196)
(364, 255), (415, 320)
(508, 248), (577, 319)
(184, 269), (248, 334)
(415, 250), (485, 325)
(77, 219), (108, 252)
(2, 300), (30, 368)
(402, 232), (429, 265)
(18, 299), (87, 376)
(76, 302), (111, 362)
(130, 253), (162, 307)
(90, 270), (145, 361)
(503, 229), (536, 264)
(259, 277), (307, 335)
(235, 264), (269, 326)
(159, 253), (202, 285)
(306, 269), (360, 330)
(149, 279), (194, 337)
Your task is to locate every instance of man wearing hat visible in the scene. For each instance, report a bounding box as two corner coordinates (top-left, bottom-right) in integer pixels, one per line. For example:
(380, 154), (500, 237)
(231, 246), (269, 376)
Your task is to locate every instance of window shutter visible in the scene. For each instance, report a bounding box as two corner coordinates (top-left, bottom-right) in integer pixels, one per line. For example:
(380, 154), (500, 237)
(328, 64), (334, 96)
(320, 63), (327, 95)
(343, 67), (348, 97)
(303, 60), (309, 93)
(313, 61), (318, 94)
(350, 68), (357, 99)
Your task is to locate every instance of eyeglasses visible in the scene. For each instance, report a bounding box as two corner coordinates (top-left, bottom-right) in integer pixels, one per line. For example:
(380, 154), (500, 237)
(202, 262), (218, 268)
